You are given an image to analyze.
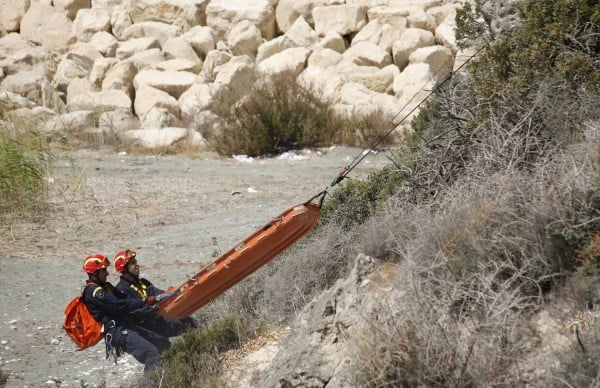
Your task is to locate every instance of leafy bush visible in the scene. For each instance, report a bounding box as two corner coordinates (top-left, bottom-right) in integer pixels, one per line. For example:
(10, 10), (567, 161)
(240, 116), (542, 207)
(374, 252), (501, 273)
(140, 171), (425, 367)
(210, 73), (390, 157)
(0, 124), (53, 218)
(467, 0), (600, 96)
(455, 1), (496, 49)
(409, 0), (600, 205)
(321, 165), (403, 230)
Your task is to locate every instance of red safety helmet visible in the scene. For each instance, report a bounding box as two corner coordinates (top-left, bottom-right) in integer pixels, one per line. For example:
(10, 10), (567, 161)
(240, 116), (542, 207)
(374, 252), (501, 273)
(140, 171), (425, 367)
(114, 249), (137, 273)
(83, 254), (110, 274)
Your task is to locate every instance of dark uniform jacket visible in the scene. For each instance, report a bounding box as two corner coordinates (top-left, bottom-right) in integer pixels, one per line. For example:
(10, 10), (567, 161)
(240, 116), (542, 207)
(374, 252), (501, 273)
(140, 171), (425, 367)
(116, 275), (163, 300)
(116, 275), (193, 336)
(83, 280), (151, 330)
(82, 280), (168, 366)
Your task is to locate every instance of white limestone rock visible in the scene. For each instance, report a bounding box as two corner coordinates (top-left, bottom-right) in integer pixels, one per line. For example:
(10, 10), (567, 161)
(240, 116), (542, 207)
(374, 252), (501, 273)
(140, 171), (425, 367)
(89, 31), (119, 58)
(53, 0), (91, 20)
(98, 109), (140, 133)
(341, 41), (392, 68)
(20, 3), (75, 52)
(140, 106), (182, 129)
(0, 0), (30, 33)
(123, 127), (187, 148)
(256, 46), (311, 78)
(284, 16), (318, 48)
(182, 26), (216, 59)
(67, 89), (132, 113)
(133, 83), (180, 122)
(255, 36), (295, 64)
(199, 49), (232, 82)
(43, 110), (96, 132)
(71, 8), (111, 43)
(314, 31), (346, 53)
(206, 0), (276, 41)
(313, 5), (367, 36)
(0, 70), (47, 104)
(89, 57), (118, 89)
(133, 69), (197, 99)
(227, 20), (263, 58)
(128, 0), (208, 30)
(116, 38), (161, 61)
(392, 28), (436, 70)
(121, 21), (182, 47)
(408, 45), (454, 81)
(162, 36), (202, 70)
(102, 61), (137, 97)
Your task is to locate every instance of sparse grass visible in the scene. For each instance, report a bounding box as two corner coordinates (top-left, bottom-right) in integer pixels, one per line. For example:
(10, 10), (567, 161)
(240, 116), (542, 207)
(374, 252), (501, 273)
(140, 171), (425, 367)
(0, 123), (53, 219)
(136, 315), (260, 388)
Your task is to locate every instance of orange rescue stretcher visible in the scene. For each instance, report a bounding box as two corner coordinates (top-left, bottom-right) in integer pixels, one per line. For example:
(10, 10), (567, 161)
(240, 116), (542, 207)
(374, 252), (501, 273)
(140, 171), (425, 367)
(156, 202), (321, 319)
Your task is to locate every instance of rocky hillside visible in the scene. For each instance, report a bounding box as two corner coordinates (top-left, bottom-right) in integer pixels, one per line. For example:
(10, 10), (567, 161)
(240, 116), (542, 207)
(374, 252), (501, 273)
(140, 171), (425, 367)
(0, 0), (468, 148)
(5, 1), (598, 387)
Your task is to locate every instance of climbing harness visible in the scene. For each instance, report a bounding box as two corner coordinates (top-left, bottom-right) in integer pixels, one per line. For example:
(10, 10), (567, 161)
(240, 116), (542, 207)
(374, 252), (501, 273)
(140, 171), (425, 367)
(104, 320), (122, 365)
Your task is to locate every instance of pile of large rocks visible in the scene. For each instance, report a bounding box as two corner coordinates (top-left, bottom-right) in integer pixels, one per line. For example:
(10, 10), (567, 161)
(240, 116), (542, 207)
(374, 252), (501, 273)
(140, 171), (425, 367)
(0, 0), (470, 149)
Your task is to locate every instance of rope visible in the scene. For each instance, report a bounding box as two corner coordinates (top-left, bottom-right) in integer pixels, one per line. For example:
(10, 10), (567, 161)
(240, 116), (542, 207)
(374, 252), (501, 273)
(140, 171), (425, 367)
(308, 44), (486, 208)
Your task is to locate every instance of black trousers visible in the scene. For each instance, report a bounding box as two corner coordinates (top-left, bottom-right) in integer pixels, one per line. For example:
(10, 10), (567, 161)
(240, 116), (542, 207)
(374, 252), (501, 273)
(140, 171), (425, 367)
(112, 326), (171, 371)
(141, 315), (198, 338)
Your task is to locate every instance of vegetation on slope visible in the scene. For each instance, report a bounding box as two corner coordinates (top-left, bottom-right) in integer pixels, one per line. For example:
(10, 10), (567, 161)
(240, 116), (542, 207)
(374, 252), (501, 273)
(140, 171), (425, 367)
(350, 0), (600, 385)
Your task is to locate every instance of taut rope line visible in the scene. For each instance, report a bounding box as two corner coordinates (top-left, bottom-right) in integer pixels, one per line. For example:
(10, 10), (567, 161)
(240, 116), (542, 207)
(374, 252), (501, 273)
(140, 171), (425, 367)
(307, 45), (486, 208)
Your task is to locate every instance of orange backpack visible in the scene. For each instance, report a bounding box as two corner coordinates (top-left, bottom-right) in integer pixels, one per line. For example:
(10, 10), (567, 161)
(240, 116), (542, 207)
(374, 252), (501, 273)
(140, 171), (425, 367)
(63, 284), (103, 349)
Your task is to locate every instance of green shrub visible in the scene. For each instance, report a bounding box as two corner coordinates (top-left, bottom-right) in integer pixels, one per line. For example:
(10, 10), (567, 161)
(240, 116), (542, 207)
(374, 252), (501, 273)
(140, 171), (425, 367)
(137, 315), (258, 387)
(455, 1), (495, 49)
(409, 0), (600, 205)
(210, 74), (390, 157)
(0, 125), (53, 218)
(469, 0), (600, 95)
(211, 74), (336, 156)
(321, 166), (403, 230)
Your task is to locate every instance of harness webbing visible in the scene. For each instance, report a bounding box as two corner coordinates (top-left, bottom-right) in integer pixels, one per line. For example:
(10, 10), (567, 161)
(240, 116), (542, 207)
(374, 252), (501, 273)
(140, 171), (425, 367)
(129, 281), (148, 299)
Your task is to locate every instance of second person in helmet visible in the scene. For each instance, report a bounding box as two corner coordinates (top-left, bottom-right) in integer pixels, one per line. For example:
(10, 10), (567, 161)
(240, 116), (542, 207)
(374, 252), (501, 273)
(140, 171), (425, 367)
(114, 249), (198, 337)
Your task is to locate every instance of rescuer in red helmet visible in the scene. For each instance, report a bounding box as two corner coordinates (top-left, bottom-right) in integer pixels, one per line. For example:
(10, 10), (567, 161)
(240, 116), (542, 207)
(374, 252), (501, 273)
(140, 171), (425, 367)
(82, 253), (169, 371)
(114, 249), (197, 336)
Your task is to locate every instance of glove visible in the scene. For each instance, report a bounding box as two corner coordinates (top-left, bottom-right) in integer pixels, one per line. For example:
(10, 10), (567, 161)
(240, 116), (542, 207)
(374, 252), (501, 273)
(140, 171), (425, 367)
(155, 289), (181, 303)
(146, 296), (157, 305)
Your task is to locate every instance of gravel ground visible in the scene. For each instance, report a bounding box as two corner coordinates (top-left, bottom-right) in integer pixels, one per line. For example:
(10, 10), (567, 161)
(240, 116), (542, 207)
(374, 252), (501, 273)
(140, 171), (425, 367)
(0, 146), (392, 387)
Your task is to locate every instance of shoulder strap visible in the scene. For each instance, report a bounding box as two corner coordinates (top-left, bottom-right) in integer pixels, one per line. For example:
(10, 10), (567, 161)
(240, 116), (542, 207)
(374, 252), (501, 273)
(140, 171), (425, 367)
(81, 282), (97, 296)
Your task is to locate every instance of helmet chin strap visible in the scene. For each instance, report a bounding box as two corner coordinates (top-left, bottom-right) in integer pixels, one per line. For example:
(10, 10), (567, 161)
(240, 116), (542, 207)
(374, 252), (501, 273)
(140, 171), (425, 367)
(90, 272), (103, 285)
(124, 267), (138, 280)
